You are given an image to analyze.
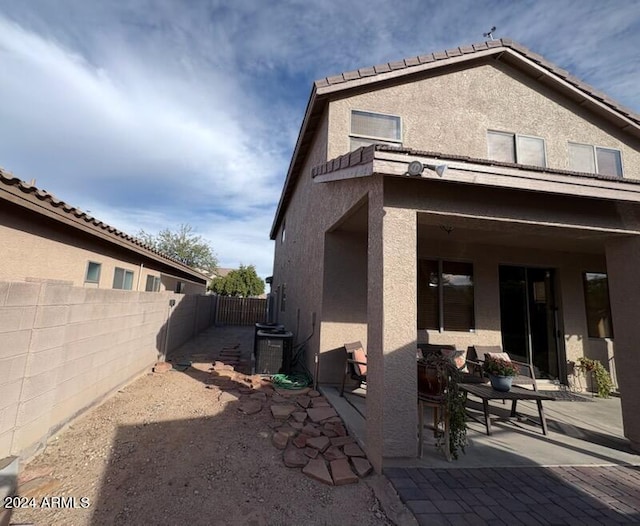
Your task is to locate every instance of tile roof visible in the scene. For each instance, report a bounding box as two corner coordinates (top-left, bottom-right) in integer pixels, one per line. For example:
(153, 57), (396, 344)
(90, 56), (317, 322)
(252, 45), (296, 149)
(312, 144), (640, 186)
(0, 167), (208, 281)
(314, 38), (640, 126)
(270, 38), (640, 239)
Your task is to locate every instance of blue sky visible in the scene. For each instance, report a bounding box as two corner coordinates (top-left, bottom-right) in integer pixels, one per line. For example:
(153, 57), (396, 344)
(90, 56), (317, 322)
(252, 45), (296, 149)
(0, 1), (639, 278)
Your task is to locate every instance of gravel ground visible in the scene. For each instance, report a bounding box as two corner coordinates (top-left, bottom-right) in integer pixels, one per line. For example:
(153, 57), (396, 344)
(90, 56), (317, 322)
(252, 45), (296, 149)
(12, 360), (395, 526)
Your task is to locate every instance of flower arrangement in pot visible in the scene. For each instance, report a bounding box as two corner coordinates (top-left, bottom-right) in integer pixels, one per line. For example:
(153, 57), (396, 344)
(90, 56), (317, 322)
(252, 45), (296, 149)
(483, 356), (518, 392)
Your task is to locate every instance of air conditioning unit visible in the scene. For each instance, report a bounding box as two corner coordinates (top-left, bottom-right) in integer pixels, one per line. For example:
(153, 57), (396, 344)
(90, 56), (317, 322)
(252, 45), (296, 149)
(255, 330), (293, 375)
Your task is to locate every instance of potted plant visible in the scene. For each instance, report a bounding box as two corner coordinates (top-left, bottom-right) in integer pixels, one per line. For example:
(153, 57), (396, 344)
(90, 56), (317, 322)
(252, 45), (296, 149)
(483, 356), (518, 392)
(577, 357), (613, 398)
(417, 351), (467, 460)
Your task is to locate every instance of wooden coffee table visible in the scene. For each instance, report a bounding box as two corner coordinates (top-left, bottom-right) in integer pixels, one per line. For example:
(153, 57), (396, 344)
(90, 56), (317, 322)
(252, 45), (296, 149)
(459, 383), (553, 436)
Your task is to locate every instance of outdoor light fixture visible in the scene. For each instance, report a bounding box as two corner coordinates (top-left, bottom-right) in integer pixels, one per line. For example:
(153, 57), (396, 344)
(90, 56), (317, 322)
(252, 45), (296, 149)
(404, 161), (448, 177)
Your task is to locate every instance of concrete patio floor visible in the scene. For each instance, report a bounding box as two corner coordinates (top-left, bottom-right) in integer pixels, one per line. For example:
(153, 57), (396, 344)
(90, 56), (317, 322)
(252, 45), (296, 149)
(323, 385), (640, 469)
(324, 385), (640, 525)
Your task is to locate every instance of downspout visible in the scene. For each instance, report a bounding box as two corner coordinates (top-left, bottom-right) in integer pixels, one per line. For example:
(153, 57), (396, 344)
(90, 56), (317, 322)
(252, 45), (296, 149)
(137, 263), (144, 291)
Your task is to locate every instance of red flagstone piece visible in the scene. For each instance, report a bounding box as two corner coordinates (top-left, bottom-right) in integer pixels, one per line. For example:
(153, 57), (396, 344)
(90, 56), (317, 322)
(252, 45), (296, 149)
(302, 458), (333, 485)
(272, 432), (289, 450)
(351, 457), (373, 477)
(343, 443), (366, 457)
(330, 458), (359, 486)
(302, 424), (322, 437)
(304, 447), (319, 459)
(306, 435), (330, 452)
(283, 447), (309, 468)
(307, 407), (338, 423)
(323, 446), (346, 461)
(330, 436), (355, 447)
(271, 404), (297, 420)
(293, 433), (310, 449)
(291, 411), (307, 423)
(296, 395), (311, 408)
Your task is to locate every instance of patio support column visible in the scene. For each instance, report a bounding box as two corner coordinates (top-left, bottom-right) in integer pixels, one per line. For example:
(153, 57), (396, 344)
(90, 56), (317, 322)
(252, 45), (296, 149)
(605, 236), (640, 452)
(366, 200), (417, 472)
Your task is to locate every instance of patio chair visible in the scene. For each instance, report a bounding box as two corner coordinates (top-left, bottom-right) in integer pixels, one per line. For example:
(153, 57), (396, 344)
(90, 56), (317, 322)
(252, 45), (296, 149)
(340, 341), (367, 397)
(468, 345), (538, 391)
(417, 358), (451, 461)
(418, 344), (486, 384)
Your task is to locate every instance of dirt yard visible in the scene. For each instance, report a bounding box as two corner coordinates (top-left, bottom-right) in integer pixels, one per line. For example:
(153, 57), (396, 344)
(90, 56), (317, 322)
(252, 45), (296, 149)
(11, 329), (398, 526)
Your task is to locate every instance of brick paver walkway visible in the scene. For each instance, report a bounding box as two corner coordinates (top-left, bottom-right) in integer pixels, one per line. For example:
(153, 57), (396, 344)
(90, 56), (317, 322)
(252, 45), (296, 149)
(386, 465), (640, 525)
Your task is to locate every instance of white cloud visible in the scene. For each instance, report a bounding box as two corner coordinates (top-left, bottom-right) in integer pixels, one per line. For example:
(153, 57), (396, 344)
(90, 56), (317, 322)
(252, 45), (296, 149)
(0, 0), (638, 283)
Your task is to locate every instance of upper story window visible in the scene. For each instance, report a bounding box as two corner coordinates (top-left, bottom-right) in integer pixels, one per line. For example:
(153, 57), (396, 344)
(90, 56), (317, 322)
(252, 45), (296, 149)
(350, 110), (402, 151)
(568, 142), (623, 177)
(487, 131), (546, 167)
(85, 261), (101, 284)
(113, 267), (134, 290)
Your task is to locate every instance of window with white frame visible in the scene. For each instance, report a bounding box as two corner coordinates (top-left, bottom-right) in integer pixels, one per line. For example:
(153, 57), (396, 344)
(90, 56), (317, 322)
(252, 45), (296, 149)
(85, 261), (101, 284)
(487, 131), (546, 167)
(350, 110), (402, 151)
(113, 267), (134, 290)
(145, 275), (161, 292)
(568, 142), (623, 177)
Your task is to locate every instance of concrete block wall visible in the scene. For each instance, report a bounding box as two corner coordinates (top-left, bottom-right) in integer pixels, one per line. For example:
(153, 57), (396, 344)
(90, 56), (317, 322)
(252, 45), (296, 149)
(0, 280), (216, 460)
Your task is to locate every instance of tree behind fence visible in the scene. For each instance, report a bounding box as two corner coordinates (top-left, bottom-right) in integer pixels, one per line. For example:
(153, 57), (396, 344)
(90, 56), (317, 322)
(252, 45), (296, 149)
(215, 296), (267, 325)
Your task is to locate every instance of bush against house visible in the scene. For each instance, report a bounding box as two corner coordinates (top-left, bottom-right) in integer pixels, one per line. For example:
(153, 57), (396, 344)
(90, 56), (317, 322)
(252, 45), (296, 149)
(209, 265), (265, 297)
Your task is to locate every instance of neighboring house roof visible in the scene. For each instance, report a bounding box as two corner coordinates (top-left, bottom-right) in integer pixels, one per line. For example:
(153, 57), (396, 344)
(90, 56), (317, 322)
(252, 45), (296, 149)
(270, 38), (640, 239)
(0, 167), (209, 283)
(214, 267), (234, 278)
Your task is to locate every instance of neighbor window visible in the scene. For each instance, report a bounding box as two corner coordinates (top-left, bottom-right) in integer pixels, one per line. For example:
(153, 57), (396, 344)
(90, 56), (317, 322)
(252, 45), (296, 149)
(350, 110), (402, 151)
(145, 275), (161, 292)
(569, 142), (623, 177)
(85, 261), (101, 284)
(487, 131), (546, 167)
(583, 272), (613, 338)
(418, 260), (475, 331)
(175, 281), (185, 293)
(113, 267), (134, 290)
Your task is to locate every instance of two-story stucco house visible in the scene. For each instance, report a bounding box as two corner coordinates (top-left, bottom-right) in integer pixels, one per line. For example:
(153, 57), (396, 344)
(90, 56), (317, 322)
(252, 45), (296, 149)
(269, 39), (640, 470)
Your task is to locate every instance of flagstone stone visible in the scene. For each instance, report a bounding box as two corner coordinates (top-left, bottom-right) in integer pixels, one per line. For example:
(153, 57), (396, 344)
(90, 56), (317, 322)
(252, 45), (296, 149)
(306, 407), (337, 423)
(330, 458), (358, 486)
(343, 443), (366, 457)
(271, 404), (296, 420)
(306, 435), (330, 453)
(302, 458), (333, 485)
(351, 457), (373, 477)
(283, 447), (309, 468)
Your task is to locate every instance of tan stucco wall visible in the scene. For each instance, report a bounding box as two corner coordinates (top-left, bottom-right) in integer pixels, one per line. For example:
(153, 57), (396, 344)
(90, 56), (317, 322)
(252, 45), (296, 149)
(327, 62), (640, 179)
(0, 209), (205, 294)
(272, 108), (377, 374)
(0, 279), (215, 460)
(606, 236), (640, 451)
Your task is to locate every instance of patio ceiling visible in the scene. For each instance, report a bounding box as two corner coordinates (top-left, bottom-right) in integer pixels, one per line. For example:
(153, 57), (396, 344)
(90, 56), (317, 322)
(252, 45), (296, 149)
(417, 212), (626, 254)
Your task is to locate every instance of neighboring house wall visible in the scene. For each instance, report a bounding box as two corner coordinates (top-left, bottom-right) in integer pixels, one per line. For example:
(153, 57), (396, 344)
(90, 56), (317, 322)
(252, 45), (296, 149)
(327, 62), (640, 178)
(0, 279), (216, 460)
(0, 195), (206, 294)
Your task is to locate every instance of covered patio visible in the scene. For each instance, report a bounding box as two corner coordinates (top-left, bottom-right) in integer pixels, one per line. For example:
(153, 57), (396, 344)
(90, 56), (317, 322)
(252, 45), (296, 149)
(324, 385), (640, 470)
(317, 147), (640, 471)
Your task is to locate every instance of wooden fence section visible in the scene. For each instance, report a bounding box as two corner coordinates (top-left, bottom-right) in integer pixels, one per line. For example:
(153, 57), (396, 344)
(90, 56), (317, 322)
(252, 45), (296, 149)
(215, 296), (267, 326)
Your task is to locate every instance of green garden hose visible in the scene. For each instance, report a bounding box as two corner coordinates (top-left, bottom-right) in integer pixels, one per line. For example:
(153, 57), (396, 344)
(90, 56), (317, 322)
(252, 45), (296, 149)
(271, 373), (311, 389)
